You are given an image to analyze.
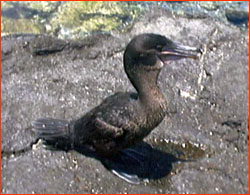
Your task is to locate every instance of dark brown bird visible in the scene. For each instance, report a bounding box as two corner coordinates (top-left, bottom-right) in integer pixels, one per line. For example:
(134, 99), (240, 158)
(33, 33), (201, 183)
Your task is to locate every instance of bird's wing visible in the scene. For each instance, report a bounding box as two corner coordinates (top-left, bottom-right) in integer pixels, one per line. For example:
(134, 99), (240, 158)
(94, 117), (124, 138)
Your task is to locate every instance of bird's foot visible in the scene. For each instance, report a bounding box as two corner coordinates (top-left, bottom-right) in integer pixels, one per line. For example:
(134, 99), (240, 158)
(120, 148), (147, 166)
(111, 169), (141, 185)
(101, 149), (148, 184)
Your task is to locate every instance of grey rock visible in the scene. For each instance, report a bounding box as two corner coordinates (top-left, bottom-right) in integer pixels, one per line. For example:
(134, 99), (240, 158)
(225, 3), (249, 26)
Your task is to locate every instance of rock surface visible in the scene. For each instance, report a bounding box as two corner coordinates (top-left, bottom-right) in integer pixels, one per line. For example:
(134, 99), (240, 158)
(1, 9), (249, 194)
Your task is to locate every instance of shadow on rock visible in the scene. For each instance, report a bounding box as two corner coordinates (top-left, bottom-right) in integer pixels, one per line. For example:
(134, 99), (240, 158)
(74, 141), (180, 182)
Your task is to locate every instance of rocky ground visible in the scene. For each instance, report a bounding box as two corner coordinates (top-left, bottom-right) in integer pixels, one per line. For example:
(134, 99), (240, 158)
(1, 7), (249, 194)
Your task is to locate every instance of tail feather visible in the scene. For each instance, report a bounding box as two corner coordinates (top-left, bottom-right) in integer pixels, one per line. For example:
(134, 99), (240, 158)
(32, 118), (73, 150)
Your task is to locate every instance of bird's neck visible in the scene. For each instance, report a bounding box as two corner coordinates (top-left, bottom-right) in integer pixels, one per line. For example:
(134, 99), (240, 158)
(132, 71), (168, 132)
(138, 82), (167, 112)
(130, 70), (167, 109)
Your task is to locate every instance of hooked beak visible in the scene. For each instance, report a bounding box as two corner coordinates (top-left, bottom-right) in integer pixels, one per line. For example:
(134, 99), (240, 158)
(160, 42), (203, 62)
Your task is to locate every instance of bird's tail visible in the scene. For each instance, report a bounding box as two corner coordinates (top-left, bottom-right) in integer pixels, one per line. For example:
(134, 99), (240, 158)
(32, 118), (74, 150)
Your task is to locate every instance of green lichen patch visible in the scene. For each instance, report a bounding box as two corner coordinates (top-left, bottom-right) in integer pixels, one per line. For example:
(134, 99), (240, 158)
(1, 16), (44, 35)
(49, 2), (142, 39)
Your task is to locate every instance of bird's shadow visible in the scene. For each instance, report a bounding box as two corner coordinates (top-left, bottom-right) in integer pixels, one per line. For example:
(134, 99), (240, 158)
(74, 141), (180, 181)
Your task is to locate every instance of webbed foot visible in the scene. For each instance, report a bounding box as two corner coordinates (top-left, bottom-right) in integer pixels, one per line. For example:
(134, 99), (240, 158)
(101, 148), (149, 184)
